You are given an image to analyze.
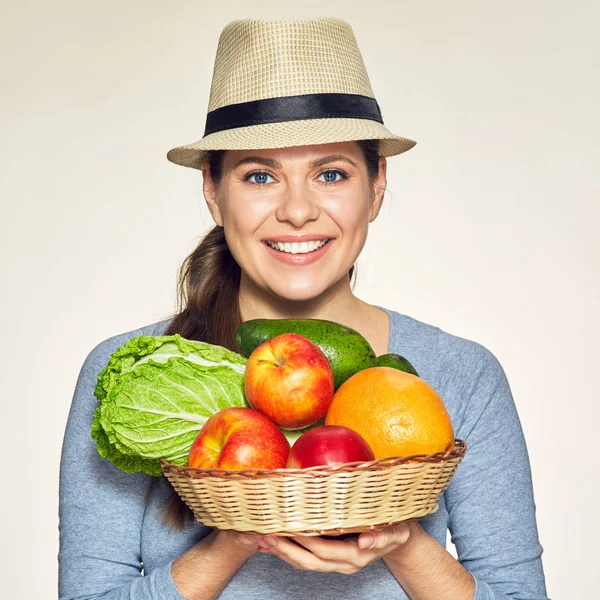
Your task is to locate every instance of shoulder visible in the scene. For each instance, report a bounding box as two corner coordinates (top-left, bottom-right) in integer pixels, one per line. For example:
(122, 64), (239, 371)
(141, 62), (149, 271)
(64, 318), (174, 463)
(381, 307), (509, 434)
(383, 306), (502, 380)
(77, 318), (172, 385)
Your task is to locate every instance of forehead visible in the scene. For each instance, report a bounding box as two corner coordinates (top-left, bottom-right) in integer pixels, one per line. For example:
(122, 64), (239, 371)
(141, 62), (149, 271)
(223, 141), (364, 168)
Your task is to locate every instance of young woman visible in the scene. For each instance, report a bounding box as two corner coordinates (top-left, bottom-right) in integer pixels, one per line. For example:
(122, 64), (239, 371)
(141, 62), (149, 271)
(59, 18), (548, 600)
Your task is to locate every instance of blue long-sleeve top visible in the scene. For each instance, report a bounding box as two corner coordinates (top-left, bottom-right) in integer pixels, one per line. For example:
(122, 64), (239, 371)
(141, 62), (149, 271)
(59, 307), (548, 599)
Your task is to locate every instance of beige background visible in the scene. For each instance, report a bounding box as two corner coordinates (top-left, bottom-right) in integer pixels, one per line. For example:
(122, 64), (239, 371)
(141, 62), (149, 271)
(1, 0), (598, 597)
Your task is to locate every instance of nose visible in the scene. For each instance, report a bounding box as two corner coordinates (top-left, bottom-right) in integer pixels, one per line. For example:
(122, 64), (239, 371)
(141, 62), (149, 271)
(275, 184), (321, 227)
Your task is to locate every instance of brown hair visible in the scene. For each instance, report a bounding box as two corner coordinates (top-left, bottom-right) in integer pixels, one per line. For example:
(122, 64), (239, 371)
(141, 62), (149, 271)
(160, 140), (381, 528)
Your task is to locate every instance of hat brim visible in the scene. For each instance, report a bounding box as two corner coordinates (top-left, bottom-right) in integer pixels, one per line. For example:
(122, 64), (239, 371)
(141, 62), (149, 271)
(166, 118), (416, 170)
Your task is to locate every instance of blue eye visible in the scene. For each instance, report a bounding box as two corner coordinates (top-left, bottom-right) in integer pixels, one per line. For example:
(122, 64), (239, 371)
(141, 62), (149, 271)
(244, 169), (347, 185)
(245, 171), (274, 185)
(319, 170), (347, 183)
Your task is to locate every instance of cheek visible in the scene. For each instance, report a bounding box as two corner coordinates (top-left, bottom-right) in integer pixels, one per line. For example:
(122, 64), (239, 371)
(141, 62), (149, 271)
(325, 192), (371, 235)
(221, 199), (266, 240)
(220, 200), (273, 272)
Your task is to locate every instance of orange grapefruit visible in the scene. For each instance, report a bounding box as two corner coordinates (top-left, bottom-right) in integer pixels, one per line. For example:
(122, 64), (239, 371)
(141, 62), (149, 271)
(324, 367), (454, 458)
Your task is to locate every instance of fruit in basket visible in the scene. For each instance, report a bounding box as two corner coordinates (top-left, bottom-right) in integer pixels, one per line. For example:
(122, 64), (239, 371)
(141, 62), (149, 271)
(236, 318), (376, 390)
(244, 333), (334, 429)
(187, 407), (290, 470)
(325, 367), (454, 458)
(286, 425), (375, 468)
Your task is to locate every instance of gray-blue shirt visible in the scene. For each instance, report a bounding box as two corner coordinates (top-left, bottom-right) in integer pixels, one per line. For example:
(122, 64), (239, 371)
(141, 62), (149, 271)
(59, 307), (548, 599)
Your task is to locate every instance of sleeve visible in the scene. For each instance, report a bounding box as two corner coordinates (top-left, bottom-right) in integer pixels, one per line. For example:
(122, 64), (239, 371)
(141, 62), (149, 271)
(442, 343), (548, 600)
(58, 339), (185, 600)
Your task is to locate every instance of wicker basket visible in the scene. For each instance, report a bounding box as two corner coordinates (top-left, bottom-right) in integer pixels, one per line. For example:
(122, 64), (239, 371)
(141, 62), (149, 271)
(161, 438), (466, 536)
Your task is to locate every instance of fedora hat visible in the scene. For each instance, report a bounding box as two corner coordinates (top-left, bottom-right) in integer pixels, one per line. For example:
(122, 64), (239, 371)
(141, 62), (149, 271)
(167, 17), (416, 169)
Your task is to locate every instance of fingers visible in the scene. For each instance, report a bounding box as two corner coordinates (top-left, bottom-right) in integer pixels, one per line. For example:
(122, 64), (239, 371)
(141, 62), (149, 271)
(257, 535), (279, 551)
(234, 523), (413, 573)
(358, 524), (411, 551)
(266, 536), (361, 574)
(292, 535), (364, 564)
(233, 532), (277, 552)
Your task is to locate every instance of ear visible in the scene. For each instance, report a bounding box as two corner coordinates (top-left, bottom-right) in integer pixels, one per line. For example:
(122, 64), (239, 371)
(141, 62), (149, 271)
(368, 156), (388, 222)
(201, 161), (224, 227)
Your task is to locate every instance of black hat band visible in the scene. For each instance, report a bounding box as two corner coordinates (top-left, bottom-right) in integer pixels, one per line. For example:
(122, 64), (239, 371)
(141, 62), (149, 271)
(204, 93), (384, 136)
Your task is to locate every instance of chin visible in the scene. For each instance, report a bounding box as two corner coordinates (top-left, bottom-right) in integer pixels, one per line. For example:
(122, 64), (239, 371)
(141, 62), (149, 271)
(243, 261), (355, 303)
(271, 284), (327, 302)
(268, 273), (336, 301)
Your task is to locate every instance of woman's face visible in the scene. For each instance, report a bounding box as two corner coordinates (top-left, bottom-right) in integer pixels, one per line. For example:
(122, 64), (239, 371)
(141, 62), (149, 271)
(202, 142), (387, 303)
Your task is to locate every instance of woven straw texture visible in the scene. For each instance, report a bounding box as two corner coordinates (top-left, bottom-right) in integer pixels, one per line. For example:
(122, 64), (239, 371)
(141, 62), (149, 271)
(167, 17), (416, 169)
(161, 439), (466, 536)
(208, 18), (375, 110)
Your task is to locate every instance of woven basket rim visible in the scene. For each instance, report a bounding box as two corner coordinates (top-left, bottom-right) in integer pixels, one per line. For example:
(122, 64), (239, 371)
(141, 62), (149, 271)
(160, 438), (466, 479)
(211, 516), (426, 538)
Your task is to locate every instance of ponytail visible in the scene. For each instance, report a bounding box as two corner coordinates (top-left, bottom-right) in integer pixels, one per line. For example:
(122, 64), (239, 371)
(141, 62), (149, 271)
(166, 225), (241, 349)
(160, 224), (240, 528)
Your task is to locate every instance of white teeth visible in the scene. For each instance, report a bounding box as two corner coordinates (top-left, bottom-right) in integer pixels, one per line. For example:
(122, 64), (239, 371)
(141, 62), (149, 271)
(267, 239), (329, 254)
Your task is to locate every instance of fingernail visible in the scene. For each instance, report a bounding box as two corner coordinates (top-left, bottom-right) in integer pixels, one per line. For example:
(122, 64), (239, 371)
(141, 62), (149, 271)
(359, 533), (375, 549)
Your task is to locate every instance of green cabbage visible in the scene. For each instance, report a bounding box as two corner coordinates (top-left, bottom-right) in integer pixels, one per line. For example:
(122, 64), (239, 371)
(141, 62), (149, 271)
(92, 334), (248, 476)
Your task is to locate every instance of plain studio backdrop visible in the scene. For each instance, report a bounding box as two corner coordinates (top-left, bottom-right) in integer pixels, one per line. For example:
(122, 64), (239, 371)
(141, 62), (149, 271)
(1, 1), (598, 597)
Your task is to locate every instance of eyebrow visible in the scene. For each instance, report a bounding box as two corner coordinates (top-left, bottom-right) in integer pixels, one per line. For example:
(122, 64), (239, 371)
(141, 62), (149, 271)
(311, 155), (359, 169)
(232, 154), (359, 170)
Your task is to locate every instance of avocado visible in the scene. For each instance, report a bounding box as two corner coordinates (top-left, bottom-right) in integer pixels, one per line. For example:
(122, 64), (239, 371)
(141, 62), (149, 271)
(235, 318), (377, 390)
(371, 353), (419, 376)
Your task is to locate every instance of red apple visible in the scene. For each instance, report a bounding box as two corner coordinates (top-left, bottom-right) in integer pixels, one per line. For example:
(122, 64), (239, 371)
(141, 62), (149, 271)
(244, 333), (335, 430)
(286, 425), (375, 468)
(187, 407), (290, 470)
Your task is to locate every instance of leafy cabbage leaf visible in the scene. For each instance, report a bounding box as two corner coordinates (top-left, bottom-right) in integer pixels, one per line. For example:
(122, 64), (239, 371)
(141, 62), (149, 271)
(92, 334), (248, 476)
(91, 407), (163, 476)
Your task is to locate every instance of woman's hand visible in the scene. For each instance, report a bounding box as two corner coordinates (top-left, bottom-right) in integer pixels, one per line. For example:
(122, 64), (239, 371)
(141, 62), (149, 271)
(256, 522), (418, 574)
(233, 531), (280, 553)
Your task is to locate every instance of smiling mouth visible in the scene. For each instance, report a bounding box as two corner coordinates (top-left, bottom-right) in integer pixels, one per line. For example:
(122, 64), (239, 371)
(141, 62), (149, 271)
(264, 239), (331, 255)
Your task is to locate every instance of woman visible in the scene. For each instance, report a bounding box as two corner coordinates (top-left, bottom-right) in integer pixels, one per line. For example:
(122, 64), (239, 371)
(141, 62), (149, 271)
(59, 17), (548, 600)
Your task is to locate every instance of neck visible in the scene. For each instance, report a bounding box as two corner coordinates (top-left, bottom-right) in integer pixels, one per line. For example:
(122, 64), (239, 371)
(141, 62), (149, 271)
(238, 272), (365, 325)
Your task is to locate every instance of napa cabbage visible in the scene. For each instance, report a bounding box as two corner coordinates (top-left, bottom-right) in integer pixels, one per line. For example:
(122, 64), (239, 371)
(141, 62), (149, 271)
(92, 334), (248, 476)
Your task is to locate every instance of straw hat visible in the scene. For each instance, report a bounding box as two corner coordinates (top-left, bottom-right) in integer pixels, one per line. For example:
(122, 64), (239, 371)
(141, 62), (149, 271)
(167, 17), (416, 170)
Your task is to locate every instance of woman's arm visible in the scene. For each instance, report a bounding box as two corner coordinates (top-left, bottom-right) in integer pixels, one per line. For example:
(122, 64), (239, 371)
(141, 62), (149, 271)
(171, 531), (262, 600)
(436, 343), (548, 599)
(380, 344), (549, 599)
(59, 337), (259, 600)
(382, 523), (475, 599)
(260, 524), (474, 599)
(257, 343), (548, 600)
